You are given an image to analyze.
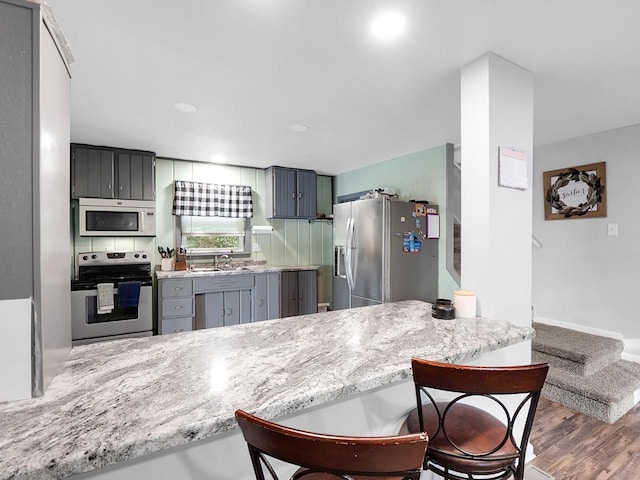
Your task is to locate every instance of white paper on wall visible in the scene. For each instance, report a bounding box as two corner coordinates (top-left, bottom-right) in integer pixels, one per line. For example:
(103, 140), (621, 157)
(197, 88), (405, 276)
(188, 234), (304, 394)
(498, 147), (528, 190)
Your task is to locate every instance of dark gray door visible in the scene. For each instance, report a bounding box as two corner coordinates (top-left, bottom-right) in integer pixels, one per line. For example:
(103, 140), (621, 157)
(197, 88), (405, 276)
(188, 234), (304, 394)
(273, 167), (297, 218)
(296, 170), (317, 218)
(280, 271), (298, 317)
(72, 146), (114, 198)
(298, 270), (317, 314)
(117, 152), (155, 200)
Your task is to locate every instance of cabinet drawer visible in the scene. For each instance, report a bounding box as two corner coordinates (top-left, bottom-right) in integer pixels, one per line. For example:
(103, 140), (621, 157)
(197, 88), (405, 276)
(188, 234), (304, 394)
(161, 279), (193, 297)
(160, 316), (193, 335)
(194, 275), (255, 293)
(161, 297), (193, 317)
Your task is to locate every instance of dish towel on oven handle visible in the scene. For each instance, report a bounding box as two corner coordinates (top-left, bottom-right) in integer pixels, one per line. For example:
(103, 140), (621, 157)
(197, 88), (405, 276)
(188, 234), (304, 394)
(118, 281), (141, 308)
(97, 283), (114, 314)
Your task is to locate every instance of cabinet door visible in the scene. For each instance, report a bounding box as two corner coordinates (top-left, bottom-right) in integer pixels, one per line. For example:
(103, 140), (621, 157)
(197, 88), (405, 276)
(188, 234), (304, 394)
(72, 146), (114, 198)
(223, 290), (240, 326)
(280, 271), (298, 318)
(296, 170), (317, 218)
(239, 289), (252, 324)
(117, 152), (155, 200)
(270, 167), (297, 218)
(298, 270), (318, 315)
(255, 273), (280, 322)
(223, 290), (251, 325)
(204, 291), (225, 328)
(254, 275), (268, 322)
(266, 272), (280, 320)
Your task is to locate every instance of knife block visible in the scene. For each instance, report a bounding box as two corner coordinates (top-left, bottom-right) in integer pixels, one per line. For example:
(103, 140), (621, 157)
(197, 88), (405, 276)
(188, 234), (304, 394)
(175, 254), (187, 271)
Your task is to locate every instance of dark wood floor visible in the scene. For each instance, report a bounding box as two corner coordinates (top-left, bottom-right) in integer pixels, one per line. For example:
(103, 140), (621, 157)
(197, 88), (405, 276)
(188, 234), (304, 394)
(530, 397), (640, 479)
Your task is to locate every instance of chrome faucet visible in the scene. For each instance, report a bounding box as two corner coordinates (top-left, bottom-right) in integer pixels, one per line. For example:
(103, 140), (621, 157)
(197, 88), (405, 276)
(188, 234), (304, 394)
(215, 254), (231, 269)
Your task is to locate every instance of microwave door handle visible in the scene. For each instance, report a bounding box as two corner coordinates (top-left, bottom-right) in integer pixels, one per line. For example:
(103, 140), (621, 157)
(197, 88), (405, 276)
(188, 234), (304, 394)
(138, 210), (144, 233)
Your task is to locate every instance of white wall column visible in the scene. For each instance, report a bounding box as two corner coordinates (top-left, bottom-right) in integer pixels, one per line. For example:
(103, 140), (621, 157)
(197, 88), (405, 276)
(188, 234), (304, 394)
(460, 53), (533, 354)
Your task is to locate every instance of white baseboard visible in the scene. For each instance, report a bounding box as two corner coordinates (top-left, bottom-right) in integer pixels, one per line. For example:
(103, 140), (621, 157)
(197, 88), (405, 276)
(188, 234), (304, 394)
(533, 316), (640, 363)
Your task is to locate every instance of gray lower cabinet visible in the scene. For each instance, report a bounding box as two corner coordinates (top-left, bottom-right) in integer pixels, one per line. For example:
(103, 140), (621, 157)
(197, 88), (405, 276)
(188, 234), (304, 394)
(255, 272), (280, 321)
(158, 278), (194, 334)
(280, 270), (318, 318)
(159, 271), (315, 334)
(196, 290), (252, 328)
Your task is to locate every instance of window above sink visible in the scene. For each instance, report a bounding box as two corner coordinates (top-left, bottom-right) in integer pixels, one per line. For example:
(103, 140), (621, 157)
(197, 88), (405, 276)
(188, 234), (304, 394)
(176, 216), (251, 256)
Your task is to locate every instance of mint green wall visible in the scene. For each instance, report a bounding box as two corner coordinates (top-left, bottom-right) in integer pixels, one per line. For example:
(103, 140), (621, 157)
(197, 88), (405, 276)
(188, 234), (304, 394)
(155, 159), (333, 305)
(334, 145), (458, 299)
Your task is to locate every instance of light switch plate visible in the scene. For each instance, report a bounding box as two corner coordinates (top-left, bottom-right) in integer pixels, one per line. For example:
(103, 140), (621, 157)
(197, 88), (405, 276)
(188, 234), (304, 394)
(607, 223), (618, 236)
(252, 243), (262, 252)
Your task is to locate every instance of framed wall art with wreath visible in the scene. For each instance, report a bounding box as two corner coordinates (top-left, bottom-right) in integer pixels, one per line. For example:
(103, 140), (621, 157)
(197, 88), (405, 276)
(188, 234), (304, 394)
(543, 161), (606, 220)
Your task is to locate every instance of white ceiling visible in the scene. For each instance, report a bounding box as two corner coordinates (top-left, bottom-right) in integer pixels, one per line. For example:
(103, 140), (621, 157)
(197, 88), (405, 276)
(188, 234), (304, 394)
(46, 0), (640, 175)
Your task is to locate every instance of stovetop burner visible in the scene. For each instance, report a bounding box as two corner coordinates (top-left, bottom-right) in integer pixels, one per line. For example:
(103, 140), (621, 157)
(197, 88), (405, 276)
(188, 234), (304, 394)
(72, 251), (152, 291)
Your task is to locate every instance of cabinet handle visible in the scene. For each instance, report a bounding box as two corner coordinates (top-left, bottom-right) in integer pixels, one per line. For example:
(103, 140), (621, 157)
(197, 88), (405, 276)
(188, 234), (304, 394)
(174, 305), (184, 310)
(298, 192), (303, 199)
(120, 184), (123, 191)
(174, 287), (183, 291)
(257, 299), (264, 307)
(220, 309), (225, 319)
(292, 192), (296, 199)
(226, 307), (233, 316)
(108, 182), (112, 190)
(300, 292), (304, 301)
(173, 329), (184, 333)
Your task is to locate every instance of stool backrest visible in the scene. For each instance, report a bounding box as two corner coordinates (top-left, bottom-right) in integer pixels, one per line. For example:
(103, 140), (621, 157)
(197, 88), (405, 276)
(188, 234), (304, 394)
(410, 358), (549, 480)
(235, 409), (428, 480)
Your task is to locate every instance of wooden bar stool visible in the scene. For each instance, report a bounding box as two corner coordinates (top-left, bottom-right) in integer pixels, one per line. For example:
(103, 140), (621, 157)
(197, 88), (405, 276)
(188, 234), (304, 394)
(400, 358), (549, 480)
(235, 409), (428, 480)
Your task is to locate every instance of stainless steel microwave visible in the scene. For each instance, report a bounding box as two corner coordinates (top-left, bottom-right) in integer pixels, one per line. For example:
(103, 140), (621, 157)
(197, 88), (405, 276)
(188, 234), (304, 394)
(79, 198), (156, 237)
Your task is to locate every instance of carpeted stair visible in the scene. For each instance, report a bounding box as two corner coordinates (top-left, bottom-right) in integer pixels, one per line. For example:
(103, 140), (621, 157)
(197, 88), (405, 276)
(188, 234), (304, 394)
(532, 322), (640, 424)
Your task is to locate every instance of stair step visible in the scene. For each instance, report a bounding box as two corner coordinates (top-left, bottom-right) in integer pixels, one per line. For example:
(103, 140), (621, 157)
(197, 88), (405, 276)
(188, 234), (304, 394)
(532, 322), (623, 376)
(541, 360), (640, 424)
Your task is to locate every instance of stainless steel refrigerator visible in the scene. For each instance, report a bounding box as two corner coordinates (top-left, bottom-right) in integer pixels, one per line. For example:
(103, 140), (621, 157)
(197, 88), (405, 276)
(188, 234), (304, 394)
(332, 197), (439, 310)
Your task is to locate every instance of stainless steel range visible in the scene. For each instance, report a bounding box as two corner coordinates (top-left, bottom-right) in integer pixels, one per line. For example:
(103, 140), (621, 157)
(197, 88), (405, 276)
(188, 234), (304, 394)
(71, 251), (153, 345)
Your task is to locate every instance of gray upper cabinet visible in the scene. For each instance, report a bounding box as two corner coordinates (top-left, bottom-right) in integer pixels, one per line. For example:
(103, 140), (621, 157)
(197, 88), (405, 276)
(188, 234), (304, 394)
(265, 166), (317, 219)
(71, 146), (115, 198)
(71, 144), (155, 200)
(116, 151), (155, 200)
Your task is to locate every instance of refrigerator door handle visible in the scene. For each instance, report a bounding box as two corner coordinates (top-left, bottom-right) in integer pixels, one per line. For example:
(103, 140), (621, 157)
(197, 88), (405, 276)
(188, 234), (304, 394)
(350, 219), (358, 287)
(345, 217), (354, 291)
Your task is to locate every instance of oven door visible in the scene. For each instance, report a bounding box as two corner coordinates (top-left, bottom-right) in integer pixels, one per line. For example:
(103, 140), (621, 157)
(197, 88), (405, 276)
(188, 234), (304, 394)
(71, 286), (153, 341)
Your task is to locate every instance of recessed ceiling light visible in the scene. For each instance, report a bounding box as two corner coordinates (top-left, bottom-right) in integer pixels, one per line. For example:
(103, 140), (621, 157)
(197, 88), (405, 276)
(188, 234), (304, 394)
(174, 102), (198, 113)
(289, 124), (309, 132)
(370, 10), (407, 42)
(211, 154), (227, 163)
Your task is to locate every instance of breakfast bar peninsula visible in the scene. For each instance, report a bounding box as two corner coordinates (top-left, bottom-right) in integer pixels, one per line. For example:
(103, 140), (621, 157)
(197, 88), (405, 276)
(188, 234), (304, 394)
(0, 300), (534, 479)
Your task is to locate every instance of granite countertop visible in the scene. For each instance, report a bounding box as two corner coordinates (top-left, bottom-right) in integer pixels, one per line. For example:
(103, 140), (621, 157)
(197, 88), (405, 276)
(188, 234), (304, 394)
(156, 264), (319, 279)
(0, 300), (534, 479)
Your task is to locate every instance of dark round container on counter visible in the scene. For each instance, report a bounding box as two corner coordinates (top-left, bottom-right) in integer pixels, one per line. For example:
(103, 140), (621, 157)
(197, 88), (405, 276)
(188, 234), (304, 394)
(432, 298), (456, 320)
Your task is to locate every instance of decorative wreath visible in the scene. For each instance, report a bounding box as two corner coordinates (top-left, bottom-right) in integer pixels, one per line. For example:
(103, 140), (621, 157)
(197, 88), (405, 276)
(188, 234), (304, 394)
(545, 168), (605, 217)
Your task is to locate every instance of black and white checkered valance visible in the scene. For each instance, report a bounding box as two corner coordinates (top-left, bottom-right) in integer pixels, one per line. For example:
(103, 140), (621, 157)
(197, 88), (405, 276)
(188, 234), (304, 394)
(172, 181), (253, 218)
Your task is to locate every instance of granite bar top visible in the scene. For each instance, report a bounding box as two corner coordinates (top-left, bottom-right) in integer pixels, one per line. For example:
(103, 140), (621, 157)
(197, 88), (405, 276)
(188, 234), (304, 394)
(0, 300), (534, 479)
(156, 264), (319, 279)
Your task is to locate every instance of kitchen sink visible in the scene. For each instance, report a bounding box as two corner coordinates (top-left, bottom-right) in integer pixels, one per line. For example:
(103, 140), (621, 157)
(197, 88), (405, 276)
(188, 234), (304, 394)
(188, 267), (222, 272)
